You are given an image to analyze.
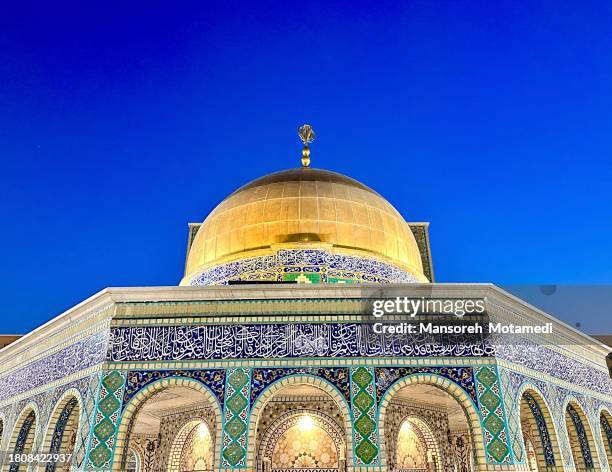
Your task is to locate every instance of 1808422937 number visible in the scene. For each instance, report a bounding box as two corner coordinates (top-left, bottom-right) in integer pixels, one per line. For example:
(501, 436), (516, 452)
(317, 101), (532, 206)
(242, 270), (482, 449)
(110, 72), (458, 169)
(9, 453), (72, 464)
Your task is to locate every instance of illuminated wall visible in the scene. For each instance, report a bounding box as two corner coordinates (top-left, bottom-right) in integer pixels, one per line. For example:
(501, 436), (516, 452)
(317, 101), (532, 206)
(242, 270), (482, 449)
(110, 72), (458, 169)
(396, 421), (428, 470)
(180, 422), (213, 472)
(271, 419), (339, 469)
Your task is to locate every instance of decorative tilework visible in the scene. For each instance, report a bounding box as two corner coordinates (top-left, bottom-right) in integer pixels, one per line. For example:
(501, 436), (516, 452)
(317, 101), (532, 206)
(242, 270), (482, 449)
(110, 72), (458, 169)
(46, 396), (79, 471)
(109, 323), (491, 363)
(251, 368), (350, 407)
(123, 369), (226, 408)
(523, 392), (555, 466)
(474, 366), (512, 464)
(567, 403), (594, 469)
(9, 410), (36, 472)
(498, 368), (524, 463)
(73, 374), (101, 469)
(602, 414), (612, 457)
(495, 339), (612, 396)
(0, 374), (96, 470)
(0, 331), (108, 402)
(282, 272), (321, 283)
(259, 410), (345, 469)
(187, 249), (421, 285)
(86, 371), (126, 470)
(350, 367), (379, 465)
(374, 366), (477, 404)
(221, 368), (251, 468)
(548, 386), (574, 467)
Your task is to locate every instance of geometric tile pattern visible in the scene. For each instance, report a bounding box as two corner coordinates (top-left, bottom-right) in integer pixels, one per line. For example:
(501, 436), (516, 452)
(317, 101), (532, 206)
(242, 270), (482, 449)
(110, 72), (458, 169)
(86, 371), (126, 470)
(566, 403), (594, 469)
(498, 368), (524, 463)
(475, 366), (512, 464)
(221, 368), (251, 468)
(350, 367), (379, 465)
(523, 392), (555, 465)
(73, 374), (102, 469)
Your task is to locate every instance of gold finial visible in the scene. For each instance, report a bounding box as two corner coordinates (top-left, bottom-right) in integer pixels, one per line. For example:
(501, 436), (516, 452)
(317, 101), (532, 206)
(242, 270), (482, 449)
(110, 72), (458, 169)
(298, 124), (315, 167)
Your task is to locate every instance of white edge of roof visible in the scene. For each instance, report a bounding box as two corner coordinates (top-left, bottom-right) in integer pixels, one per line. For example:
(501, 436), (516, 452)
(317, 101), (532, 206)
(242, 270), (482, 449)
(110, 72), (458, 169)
(0, 283), (609, 359)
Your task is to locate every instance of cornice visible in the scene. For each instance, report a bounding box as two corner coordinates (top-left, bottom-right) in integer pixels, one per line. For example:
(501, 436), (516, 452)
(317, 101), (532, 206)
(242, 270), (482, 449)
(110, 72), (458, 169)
(1, 283), (608, 370)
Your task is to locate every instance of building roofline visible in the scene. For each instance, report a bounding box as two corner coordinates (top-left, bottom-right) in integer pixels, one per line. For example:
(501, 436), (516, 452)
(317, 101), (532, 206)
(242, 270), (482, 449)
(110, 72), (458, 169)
(1, 283), (609, 359)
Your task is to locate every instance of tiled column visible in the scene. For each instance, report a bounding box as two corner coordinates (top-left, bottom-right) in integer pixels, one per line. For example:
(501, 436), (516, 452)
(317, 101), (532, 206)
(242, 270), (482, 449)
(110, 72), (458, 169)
(350, 366), (380, 469)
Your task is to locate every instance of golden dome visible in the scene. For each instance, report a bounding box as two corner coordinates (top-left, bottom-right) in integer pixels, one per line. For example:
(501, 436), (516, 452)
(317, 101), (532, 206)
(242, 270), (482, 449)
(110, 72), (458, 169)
(182, 167), (427, 284)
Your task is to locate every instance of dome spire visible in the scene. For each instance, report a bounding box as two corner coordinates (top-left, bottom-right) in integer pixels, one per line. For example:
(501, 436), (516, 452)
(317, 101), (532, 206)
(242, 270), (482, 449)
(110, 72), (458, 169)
(298, 124), (315, 167)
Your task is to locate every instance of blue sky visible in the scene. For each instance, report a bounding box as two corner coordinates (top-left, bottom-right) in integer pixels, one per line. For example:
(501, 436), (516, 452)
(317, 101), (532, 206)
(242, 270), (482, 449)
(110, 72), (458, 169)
(1, 1), (611, 333)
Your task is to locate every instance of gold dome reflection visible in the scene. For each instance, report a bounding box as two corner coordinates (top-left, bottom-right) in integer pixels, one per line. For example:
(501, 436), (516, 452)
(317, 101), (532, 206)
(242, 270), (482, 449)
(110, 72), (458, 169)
(182, 167), (427, 284)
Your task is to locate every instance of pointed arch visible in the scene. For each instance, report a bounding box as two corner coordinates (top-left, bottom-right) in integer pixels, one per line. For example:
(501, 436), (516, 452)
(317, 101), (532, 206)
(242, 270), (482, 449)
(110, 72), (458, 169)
(515, 383), (563, 471)
(246, 374), (354, 472)
(4, 402), (40, 472)
(562, 397), (601, 471)
(396, 415), (442, 472)
(113, 376), (223, 472)
(167, 417), (214, 472)
(598, 408), (612, 469)
(41, 388), (83, 471)
(378, 373), (484, 472)
(258, 409), (346, 470)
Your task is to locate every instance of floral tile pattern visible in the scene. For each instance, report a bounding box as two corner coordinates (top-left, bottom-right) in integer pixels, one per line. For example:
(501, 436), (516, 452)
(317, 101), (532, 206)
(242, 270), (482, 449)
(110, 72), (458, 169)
(86, 371), (126, 470)
(221, 368), (251, 468)
(350, 367), (379, 465)
(187, 249), (421, 286)
(475, 366), (512, 464)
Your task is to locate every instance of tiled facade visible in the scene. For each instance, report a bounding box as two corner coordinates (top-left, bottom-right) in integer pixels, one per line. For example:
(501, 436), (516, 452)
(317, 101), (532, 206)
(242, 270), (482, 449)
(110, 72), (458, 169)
(0, 285), (610, 472)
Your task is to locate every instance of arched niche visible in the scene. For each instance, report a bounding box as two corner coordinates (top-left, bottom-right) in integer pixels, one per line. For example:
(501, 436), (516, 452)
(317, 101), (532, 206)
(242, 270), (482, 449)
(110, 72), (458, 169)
(5, 405), (38, 472)
(395, 416), (442, 472)
(247, 376), (352, 472)
(168, 419), (214, 472)
(564, 401), (600, 471)
(113, 377), (223, 472)
(518, 388), (563, 471)
(378, 374), (481, 472)
(42, 391), (82, 471)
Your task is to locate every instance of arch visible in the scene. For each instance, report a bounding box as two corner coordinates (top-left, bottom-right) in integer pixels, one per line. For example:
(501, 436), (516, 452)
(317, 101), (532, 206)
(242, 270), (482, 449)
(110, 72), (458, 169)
(562, 398), (601, 471)
(41, 388), (83, 471)
(599, 408), (612, 469)
(396, 415), (442, 472)
(515, 383), (563, 471)
(113, 377), (223, 472)
(4, 402), (40, 472)
(126, 446), (142, 472)
(246, 374), (354, 472)
(378, 373), (484, 472)
(258, 409), (346, 471)
(167, 417), (214, 472)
